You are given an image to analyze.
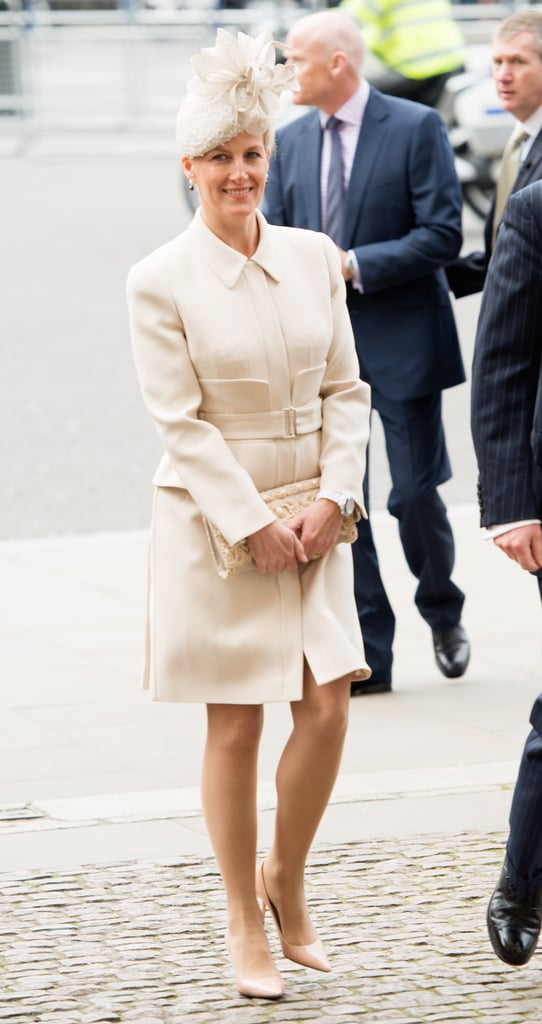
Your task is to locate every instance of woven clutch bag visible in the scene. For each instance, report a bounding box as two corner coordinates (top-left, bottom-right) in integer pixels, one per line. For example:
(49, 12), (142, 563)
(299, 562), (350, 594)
(202, 477), (358, 579)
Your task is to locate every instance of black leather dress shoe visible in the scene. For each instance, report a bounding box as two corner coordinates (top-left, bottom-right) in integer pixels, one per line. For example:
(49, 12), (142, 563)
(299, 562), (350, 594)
(351, 678), (392, 696)
(487, 864), (542, 966)
(432, 624), (470, 678)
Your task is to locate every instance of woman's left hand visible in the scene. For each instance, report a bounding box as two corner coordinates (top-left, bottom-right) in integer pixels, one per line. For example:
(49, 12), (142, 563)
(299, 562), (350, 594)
(287, 498), (342, 561)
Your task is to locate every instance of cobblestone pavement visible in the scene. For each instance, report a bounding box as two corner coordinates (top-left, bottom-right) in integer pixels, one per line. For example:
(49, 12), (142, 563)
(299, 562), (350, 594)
(1, 832), (541, 1023)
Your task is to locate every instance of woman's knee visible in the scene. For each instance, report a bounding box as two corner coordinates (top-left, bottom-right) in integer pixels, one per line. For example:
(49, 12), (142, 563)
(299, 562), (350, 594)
(298, 678), (350, 740)
(206, 704), (264, 757)
(320, 694), (349, 739)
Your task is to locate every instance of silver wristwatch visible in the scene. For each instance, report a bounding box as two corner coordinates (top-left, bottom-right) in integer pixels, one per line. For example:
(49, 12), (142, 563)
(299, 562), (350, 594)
(345, 250), (358, 281)
(317, 489), (356, 515)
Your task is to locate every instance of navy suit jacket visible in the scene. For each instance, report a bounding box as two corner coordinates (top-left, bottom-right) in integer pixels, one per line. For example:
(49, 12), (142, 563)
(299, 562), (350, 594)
(471, 180), (542, 526)
(263, 87), (465, 401)
(447, 128), (542, 299)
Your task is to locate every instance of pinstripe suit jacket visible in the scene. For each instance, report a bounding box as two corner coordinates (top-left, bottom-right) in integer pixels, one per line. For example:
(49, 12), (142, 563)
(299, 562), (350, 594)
(471, 180), (542, 527)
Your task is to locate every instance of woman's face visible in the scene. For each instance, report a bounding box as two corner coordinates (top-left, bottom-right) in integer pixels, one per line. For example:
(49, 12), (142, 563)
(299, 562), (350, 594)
(183, 132), (269, 228)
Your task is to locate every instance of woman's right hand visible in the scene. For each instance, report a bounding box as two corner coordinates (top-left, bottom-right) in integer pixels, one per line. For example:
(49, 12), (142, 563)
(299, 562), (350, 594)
(247, 521), (308, 574)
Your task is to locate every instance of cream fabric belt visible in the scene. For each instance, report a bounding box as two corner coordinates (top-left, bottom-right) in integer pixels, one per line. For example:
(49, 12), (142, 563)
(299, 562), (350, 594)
(199, 399), (323, 440)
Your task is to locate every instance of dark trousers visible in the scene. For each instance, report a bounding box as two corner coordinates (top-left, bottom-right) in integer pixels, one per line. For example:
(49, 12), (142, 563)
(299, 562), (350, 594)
(506, 574), (542, 897)
(352, 388), (465, 682)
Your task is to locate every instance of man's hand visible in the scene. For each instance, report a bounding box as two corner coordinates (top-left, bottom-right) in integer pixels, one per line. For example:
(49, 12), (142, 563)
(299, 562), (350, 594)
(337, 246), (354, 281)
(494, 523), (542, 571)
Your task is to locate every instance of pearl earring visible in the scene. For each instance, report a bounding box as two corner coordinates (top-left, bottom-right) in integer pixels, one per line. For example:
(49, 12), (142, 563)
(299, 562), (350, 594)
(188, 180), (195, 191)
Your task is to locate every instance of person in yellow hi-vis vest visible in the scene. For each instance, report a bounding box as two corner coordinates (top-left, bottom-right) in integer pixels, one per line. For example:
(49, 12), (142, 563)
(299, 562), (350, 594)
(340, 0), (466, 106)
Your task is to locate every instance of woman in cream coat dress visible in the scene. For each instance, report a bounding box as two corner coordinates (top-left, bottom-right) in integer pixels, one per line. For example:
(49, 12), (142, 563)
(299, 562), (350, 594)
(127, 30), (371, 1002)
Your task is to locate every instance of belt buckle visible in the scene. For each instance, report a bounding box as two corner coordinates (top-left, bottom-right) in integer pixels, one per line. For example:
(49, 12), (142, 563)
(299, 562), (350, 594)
(284, 407), (297, 438)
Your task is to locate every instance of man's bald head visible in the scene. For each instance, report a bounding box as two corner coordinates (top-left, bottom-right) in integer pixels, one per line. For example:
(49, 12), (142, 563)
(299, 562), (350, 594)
(287, 11), (365, 70)
(286, 11), (364, 113)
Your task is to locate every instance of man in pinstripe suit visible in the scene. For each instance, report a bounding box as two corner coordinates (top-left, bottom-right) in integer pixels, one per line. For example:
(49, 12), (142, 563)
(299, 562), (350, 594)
(472, 179), (542, 967)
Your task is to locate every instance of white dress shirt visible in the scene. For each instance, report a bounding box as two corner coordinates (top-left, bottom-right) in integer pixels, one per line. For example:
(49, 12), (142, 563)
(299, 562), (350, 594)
(518, 104), (542, 161)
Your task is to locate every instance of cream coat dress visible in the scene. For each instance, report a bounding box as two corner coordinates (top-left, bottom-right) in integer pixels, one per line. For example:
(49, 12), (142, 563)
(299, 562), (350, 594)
(127, 209), (372, 703)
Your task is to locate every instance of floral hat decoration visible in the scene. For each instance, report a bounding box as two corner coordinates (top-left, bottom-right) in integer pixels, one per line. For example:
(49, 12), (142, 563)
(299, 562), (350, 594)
(176, 29), (297, 158)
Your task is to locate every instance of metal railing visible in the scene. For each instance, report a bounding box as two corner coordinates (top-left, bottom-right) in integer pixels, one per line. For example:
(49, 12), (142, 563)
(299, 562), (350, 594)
(0, 2), (527, 154)
(0, 4), (303, 141)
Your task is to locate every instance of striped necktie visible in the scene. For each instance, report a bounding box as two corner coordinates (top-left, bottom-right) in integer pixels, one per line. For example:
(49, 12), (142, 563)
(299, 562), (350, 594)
(325, 116), (345, 245)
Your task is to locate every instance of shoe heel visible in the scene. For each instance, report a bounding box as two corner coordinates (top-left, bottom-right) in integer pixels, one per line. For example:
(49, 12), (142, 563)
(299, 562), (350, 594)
(255, 861), (331, 973)
(225, 930), (284, 1000)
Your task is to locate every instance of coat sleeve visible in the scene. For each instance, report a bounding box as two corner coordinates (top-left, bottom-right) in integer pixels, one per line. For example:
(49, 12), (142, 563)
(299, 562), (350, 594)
(446, 197), (494, 298)
(127, 258), (275, 546)
(354, 108), (463, 293)
(471, 186), (542, 526)
(317, 235), (371, 515)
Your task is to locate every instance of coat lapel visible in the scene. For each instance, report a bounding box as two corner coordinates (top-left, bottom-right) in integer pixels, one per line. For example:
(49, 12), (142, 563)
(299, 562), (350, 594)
(515, 128), (542, 190)
(343, 88), (388, 248)
(297, 110), (323, 231)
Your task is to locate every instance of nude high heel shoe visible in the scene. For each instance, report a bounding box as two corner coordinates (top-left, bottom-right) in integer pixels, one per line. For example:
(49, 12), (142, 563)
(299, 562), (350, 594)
(256, 861), (332, 972)
(225, 930), (284, 1000)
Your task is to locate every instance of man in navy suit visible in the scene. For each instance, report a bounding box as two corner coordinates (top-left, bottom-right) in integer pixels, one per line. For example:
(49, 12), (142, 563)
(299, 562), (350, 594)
(447, 10), (542, 299)
(264, 10), (470, 694)
(472, 180), (542, 967)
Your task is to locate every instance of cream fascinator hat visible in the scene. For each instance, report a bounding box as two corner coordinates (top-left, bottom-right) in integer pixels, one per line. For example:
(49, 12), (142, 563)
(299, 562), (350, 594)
(176, 29), (297, 159)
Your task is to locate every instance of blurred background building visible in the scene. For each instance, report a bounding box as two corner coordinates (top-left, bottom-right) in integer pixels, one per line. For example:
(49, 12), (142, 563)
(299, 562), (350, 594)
(0, 0), (530, 156)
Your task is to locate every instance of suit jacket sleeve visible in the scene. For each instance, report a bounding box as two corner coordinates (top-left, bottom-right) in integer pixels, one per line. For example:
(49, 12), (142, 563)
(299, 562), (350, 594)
(445, 247), (489, 299)
(263, 143), (288, 227)
(471, 185), (542, 526)
(445, 196), (494, 299)
(352, 108), (462, 293)
(317, 235), (370, 505)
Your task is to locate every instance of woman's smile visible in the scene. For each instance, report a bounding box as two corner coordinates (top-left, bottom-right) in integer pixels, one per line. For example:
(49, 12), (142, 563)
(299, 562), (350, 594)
(224, 185), (252, 196)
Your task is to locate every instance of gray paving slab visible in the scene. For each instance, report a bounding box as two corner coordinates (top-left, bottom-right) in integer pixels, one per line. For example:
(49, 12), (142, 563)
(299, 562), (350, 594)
(0, 778), (515, 872)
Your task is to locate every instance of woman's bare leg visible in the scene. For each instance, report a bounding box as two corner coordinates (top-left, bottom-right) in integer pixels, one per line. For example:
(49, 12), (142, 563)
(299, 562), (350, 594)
(202, 703), (279, 982)
(264, 666), (351, 944)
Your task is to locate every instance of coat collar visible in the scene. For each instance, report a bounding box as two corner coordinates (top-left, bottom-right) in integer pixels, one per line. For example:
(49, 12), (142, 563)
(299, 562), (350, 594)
(187, 208), (282, 287)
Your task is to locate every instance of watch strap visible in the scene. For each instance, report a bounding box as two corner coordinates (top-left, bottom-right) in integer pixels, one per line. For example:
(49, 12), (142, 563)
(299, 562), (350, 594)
(317, 489), (355, 515)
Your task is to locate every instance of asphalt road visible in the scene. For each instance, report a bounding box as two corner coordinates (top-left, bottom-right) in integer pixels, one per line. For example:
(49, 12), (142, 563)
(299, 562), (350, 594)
(0, 155), (483, 539)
